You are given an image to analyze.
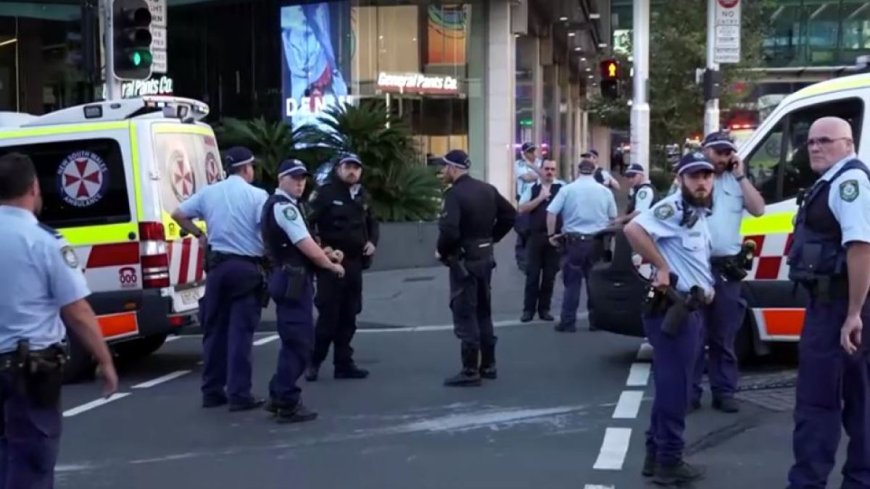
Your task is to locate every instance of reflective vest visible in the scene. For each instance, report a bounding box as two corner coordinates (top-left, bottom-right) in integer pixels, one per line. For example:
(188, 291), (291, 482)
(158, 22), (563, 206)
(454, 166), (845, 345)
(529, 182), (563, 233)
(627, 182), (656, 214)
(260, 193), (312, 269)
(787, 159), (870, 283)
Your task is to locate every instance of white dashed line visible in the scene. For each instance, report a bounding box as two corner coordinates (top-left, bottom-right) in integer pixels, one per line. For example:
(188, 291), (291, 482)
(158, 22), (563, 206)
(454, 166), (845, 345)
(165, 336), (181, 343)
(253, 334), (280, 346)
(132, 370), (191, 389)
(584, 485), (615, 489)
(63, 393), (131, 417)
(612, 390), (644, 419)
(593, 427), (633, 470)
(626, 363), (651, 387)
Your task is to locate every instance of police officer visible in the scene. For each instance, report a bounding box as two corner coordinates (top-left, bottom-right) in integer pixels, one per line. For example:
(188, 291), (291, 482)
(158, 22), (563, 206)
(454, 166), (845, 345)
(546, 158), (617, 332)
(261, 160), (345, 423)
(518, 160), (566, 322)
(171, 146), (269, 411)
(584, 150), (622, 191)
(613, 163), (657, 224)
(786, 116), (870, 489)
(515, 142), (543, 271)
(691, 131), (765, 414)
(436, 150), (516, 387)
(0, 152), (118, 487)
(623, 152), (716, 486)
(305, 153), (378, 381)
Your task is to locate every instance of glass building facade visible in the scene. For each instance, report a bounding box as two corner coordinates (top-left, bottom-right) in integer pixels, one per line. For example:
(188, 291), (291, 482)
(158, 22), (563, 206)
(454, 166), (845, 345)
(0, 0), (487, 165)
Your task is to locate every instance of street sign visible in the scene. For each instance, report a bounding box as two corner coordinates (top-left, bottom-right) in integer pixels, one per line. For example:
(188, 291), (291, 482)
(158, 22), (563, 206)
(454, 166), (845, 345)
(146, 0), (167, 73)
(714, 0), (740, 64)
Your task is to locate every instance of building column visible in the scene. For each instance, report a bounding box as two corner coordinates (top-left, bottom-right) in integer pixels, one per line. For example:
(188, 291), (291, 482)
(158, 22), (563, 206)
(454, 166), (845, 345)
(549, 64), (561, 166)
(564, 83), (575, 177)
(484, 0), (515, 198)
(531, 36), (544, 149)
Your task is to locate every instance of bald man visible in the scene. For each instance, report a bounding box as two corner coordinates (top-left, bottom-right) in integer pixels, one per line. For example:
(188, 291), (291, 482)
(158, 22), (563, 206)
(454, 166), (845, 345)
(786, 116), (870, 489)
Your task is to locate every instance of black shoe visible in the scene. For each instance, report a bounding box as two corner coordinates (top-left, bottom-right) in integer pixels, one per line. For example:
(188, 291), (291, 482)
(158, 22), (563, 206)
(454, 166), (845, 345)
(689, 399), (702, 412)
(642, 452), (656, 477)
(712, 397), (740, 413)
(520, 312), (534, 322)
(202, 397), (227, 408)
(652, 460), (706, 486)
(304, 365), (319, 382)
(445, 344), (482, 387)
(334, 365), (369, 379)
(554, 323), (577, 333)
(538, 311), (554, 321)
(274, 402), (318, 424)
(479, 343), (497, 380)
(229, 397), (266, 412)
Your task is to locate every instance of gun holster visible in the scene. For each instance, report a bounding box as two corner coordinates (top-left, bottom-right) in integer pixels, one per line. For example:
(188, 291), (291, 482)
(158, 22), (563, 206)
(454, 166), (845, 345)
(443, 257), (471, 280)
(4, 340), (65, 408)
(281, 265), (308, 302)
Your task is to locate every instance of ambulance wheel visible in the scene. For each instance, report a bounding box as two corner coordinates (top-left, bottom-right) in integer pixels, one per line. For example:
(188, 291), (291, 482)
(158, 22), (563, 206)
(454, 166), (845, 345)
(62, 335), (97, 384)
(114, 334), (168, 359)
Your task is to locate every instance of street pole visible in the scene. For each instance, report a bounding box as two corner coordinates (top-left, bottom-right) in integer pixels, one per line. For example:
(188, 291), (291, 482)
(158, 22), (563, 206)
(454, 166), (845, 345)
(630, 0), (650, 172)
(102, 0), (120, 100)
(704, 0), (720, 136)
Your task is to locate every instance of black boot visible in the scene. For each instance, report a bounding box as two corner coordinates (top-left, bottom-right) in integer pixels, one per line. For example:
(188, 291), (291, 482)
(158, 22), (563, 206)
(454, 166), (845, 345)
(444, 343), (482, 387)
(479, 343), (497, 379)
(652, 460), (705, 486)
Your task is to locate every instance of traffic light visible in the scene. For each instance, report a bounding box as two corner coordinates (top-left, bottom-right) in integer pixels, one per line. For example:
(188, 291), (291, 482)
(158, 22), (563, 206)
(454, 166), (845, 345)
(600, 58), (619, 99)
(112, 0), (153, 80)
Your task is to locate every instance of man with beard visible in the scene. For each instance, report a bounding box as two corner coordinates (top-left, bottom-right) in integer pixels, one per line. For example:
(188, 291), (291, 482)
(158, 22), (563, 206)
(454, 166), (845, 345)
(623, 152), (716, 486)
(690, 131), (765, 414)
(0, 152), (118, 486)
(436, 150), (516, 386)
(305, 153), (378, 381)
(785, 117), (870, 489)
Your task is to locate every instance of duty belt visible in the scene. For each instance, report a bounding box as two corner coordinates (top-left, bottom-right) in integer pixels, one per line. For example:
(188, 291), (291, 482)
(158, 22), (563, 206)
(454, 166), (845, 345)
(460, 239), (493, 261)
(563, 233), (596, 242)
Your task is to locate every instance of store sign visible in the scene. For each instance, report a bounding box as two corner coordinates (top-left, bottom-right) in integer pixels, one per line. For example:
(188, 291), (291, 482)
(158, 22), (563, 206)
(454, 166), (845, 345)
(284, 95), (356, 119)
(121, 76), (174, 98)
(376, 72), (459, 94)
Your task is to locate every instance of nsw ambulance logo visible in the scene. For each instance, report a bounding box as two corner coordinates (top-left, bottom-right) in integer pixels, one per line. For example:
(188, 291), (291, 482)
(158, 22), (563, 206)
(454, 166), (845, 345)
(170, 149), (196, 201)
(205, 152), (221, 184)
(56, 151), (109, 208)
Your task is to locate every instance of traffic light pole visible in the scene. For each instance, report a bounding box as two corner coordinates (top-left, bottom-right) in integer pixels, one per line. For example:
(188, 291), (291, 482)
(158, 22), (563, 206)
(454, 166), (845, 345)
(630, 0), (650, 173)
(704, 0), (720, 136)
(102, 0), (120, 100)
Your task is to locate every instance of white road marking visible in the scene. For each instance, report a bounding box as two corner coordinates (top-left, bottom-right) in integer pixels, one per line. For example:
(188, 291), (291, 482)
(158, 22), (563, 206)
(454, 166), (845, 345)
(626, 363), (651, 387)
(132, 370), (191, 389)
(165, 336), (181, 343)
(584, 485), (615, 489)
(612, 391), (644, 419)
(593, 427), (632, 470)
(63, 393), (131, 417)
(637, 341), (653, 362)
(253, 334), (280, 346)
(358, 312), (589, 334)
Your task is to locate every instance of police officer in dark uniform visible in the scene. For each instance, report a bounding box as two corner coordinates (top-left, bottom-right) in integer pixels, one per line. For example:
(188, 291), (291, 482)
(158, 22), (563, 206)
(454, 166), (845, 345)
(304, 153), (378, 381)
(786, 117), (870, 489)
(517, 159), (566, 322)
(0, 152), (118, 487)
(261, 160), (345, 423)
(436, 150), (516, 387)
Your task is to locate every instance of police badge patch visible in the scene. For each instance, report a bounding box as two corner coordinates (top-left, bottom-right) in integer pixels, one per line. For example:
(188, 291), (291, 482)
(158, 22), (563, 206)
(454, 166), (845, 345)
(840, 179), (859, 202)
(654, 204), (675, 220)
(282, 206), (298, 221)
(637, 189), (648, 200)
(61, 246), (79, 268)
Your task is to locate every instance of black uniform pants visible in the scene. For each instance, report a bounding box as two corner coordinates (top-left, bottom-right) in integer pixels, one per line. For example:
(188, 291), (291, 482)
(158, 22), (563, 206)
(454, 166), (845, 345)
(313, 257), (363, 368)
(523, 233), (560, 314)
(449, 256), (497, 348)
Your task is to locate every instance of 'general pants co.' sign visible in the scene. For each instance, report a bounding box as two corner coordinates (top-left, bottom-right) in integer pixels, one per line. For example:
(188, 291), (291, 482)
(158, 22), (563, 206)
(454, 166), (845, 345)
(376, 72), (459, 94)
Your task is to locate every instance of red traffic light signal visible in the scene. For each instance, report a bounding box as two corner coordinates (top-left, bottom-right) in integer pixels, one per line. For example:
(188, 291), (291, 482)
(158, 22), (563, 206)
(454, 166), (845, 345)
(600, 59), (619, 80)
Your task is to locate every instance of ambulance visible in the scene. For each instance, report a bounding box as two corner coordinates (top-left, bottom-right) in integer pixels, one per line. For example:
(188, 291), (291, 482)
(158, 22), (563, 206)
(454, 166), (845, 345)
(0, 96), (222, 381)
(589, 72), (870, 360)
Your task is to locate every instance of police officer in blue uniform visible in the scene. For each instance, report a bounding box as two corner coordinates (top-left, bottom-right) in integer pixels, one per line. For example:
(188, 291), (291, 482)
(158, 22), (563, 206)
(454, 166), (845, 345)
(0, 152), (118, 487)
(615, 163), (657, 222)
(518, 159), (566, 322)
(261, 160), (345, 423)
(546, 158), (618, 332)
(691, 131), (766, 413)
(786, 117), (870, 489)
(623, 152), (716, 485)
(437, 150), (516, 387)
(171, 146), (269, 411)
(305, 153), (378, 382)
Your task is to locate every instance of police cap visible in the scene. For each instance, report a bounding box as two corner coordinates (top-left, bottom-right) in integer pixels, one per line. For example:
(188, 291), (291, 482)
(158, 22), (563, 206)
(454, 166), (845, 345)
(578, 158), (596, 174)
(521, 142), (536, 154)
(677, 152), (715, 176)
(702, 131), (737, 152)
(623, 163), (645, 176)
(441, 150), (471, 169)
(223, 146), (257, 169)
(337, 152), (363, 167)
(277, 159), (310, 179)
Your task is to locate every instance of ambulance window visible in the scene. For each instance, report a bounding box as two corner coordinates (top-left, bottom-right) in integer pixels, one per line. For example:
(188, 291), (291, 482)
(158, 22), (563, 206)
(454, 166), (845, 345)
(153, 132), (223, 212)
(744, 122), (783, 203)
(779, 98), (863, 201)
(0, 138), (131, 228)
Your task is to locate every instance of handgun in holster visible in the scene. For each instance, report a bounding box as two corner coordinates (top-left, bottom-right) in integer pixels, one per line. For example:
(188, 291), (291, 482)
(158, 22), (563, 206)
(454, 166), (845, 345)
(15, 340), (65, 408)
(661, 283), (707, 337)
(443, 255), (471, 280)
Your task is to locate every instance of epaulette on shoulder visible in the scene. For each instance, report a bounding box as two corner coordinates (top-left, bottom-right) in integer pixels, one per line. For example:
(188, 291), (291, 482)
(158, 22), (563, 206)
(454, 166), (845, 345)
(37, 222), (63, 239)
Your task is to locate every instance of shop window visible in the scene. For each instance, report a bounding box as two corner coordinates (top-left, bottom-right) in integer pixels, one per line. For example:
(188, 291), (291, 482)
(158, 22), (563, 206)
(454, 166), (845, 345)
(745, 97), (864, 204)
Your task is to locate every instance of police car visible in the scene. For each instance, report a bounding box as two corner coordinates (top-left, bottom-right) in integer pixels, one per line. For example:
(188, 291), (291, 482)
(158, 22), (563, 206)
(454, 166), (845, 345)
(0, 96), (220, 381)
(589, 71), (870, 361)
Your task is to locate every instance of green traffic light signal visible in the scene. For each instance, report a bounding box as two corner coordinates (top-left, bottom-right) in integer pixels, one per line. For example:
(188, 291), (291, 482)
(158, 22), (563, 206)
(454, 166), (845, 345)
(112, 0), (153, 80)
